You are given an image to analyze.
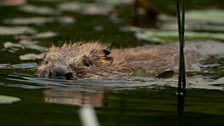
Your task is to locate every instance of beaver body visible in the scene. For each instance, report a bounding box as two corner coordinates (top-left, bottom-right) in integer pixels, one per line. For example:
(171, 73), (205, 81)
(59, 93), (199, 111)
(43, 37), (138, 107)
(36, 41), (224, 79)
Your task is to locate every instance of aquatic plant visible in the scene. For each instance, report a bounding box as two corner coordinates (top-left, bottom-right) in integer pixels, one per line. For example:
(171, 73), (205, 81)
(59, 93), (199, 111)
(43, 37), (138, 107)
(176, 0), (186, 126)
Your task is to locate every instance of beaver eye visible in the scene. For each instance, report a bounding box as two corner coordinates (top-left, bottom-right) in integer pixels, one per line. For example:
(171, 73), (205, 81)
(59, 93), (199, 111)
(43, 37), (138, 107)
(83, 59), (92, 67)
(83, 55), (92, 67)
(84, 62), (91, 67)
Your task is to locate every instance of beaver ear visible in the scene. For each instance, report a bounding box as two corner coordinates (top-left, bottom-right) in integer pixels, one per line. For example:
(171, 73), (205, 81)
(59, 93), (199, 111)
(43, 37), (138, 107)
(102, 49), (110, 55)
(97, 49), (113, 66)
(89, 49), (113, 66)
(90, 49), (111, 56)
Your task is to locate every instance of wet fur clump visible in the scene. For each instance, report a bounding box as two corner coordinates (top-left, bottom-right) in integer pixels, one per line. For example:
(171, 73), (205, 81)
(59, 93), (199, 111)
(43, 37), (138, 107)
(36, 41), (224, 80)
(36, 42), (131, 79)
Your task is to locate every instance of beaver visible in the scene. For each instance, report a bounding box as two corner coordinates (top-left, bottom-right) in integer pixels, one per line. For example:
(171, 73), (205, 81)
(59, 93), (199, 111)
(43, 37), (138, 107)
(36, 41), (224, 80)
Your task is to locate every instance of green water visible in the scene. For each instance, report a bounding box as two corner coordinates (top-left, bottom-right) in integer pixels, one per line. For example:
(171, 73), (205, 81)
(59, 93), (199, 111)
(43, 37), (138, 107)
(0, 83), (224, 126)
(0, 0), (224, 126)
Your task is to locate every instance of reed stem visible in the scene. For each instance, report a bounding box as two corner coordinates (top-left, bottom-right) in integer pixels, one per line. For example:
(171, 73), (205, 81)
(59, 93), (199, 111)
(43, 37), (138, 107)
(176, 0), (186, 126)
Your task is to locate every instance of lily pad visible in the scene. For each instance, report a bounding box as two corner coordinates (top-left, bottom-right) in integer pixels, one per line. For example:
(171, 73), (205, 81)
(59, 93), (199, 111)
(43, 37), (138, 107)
(0, 26), (36, 35)
(3, 40), (48, 53)
(159, 22), (224, 32)
(19, 4), (59, 15)
(19, 40), (48, 52)
(184, 76), (224, 91)
(135, 30), (224, 43)
(4, 16), (75, 25)
(19, 53), (45, 61)
(0, 95), (21, 104)
(159, 9), (224, 25)
(58, 2), (113, 15)
(3, 41), (24, 53)
(186, 9), (224, 24)
(34, 31), (58, 39)
(158, 9), (224, 32)
(4, 41), (24, 49)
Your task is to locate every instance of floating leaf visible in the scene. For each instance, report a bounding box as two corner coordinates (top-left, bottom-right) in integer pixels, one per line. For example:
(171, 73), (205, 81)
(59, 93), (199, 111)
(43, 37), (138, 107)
(4, 17), (53, 25)
(159, 9), (224, 25)
(19, 4), (59, 15)
(3, 41), (24, 53)
(0, 95), (21, 104)
(0, 26), (36, 35)
(159, 9), (224, 32)
(19, 53), (45, 61)
(3, 40), (48, 53)
(160, 22), (224, 32)
(58, 2), (113, 15)
(4, 41), (24, 49)
(19, 40), (48, 52)
(57, 16), (75, 24)
(135, 30), (224, 43)
(185, 76), (224, 91)
(33, 31), (58, 39)
(186, 9), (224, 24)
(4, 16), (75, 25)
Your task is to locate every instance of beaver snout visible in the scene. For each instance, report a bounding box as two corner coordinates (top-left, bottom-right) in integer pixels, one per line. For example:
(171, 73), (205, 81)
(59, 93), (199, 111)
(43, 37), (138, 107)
(49, 66), (73, 80)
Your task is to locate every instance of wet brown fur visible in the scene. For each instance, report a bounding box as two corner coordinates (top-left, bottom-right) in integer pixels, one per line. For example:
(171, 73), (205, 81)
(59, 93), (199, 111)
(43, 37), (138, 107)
(36, 41), (223, 79)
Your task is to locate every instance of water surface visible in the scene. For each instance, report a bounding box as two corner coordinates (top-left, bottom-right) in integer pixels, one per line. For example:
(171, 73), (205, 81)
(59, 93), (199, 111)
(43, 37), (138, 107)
(0, 0), (224, 126)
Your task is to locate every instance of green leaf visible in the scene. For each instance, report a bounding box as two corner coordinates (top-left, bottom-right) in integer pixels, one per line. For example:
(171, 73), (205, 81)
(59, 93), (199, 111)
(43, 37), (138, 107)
(135, 31), (224, 43)
(186, 9), (224, 24)
(0, 95), (21, 104)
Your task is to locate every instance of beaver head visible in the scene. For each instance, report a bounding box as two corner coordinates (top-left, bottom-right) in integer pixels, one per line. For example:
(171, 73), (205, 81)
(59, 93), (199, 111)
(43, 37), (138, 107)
(36, 42), (114, 79)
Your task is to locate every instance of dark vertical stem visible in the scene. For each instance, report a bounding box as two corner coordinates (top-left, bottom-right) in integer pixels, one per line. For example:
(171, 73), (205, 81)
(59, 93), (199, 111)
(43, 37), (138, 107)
(176, 0), (186, 126)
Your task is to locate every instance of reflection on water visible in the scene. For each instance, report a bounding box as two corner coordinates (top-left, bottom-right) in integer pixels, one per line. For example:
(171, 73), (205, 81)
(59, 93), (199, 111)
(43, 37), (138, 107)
(43, 87), (107, 107)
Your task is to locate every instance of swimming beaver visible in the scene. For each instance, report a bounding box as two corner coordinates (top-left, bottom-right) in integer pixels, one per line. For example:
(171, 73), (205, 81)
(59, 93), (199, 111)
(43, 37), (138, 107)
(36, 41), (224, 80)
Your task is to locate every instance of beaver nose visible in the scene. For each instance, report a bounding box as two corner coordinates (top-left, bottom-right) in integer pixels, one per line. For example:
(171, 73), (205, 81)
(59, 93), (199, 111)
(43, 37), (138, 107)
(49, 66), (73, 79)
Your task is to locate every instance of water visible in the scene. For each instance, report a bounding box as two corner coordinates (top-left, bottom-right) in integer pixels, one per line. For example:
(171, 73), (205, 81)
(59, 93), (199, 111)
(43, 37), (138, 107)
(0, 0), (224, 126)
(0, 59), (224, 126)
(0, 74), (224, 126)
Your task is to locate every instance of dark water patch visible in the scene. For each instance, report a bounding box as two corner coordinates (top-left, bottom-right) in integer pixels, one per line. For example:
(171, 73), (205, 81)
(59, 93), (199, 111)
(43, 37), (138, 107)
(0, 77), (224, 126)
(0, 86), (80, 126)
